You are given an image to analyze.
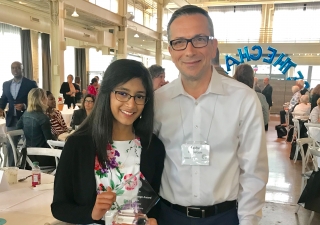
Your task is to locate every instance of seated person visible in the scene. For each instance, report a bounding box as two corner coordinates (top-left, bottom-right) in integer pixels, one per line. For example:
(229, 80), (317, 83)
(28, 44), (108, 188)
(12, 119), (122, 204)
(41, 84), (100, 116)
(293, 95), (311, 117)
(46, 91), (68, 139)
(17, 88), (55, 167)
(310, 98), (320, 123)
(280, 85), (301, 125)
(87, 78), (98, 96)
(70, 94), (95, 130)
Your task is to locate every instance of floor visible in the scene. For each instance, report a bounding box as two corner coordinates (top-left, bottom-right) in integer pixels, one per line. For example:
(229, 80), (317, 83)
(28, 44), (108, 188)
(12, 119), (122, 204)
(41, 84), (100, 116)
(260, 115), (320, 225)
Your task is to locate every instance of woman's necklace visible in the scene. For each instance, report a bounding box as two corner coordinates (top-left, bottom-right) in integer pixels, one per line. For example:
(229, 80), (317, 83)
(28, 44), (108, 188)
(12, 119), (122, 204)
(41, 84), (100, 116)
(118, 132), (136, 169)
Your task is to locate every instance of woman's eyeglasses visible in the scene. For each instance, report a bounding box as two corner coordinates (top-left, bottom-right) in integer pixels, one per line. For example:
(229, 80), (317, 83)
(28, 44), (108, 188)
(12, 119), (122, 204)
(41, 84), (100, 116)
(112, 91), (148, 105)
(84, 100), (94, 103)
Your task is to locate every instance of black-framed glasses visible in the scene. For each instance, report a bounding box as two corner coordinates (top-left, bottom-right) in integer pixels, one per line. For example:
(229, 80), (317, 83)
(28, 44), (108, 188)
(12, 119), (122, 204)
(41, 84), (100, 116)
(169, 35), (214, 51)
(112, 91), (148, 105)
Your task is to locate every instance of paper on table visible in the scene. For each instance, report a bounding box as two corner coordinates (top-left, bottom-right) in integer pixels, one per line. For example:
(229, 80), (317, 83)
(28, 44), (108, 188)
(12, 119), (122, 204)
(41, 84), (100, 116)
(32, 183), (53, 191)
(0, 170), (10, 192)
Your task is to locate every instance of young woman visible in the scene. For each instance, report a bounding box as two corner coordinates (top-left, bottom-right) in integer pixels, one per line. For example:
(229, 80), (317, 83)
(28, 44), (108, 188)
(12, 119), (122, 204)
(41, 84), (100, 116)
(59, 74), (80, 108)
(51, 59), (165, 225)
(17, 88), (55, 166)
(70, 94), (95, 130)
(45, 91), (68, 139)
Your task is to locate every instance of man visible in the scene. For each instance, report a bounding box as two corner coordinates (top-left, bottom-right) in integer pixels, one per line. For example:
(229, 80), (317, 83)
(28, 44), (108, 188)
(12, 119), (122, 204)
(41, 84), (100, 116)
(262, 77), (272, 131)
(296, 79), (308, 95)
(154, 5), (268, 225)
(148, 64), (168, 90)
(211, 48), (229, 78)
(254, 77), (261, 93)
(0, 61), (37, 166)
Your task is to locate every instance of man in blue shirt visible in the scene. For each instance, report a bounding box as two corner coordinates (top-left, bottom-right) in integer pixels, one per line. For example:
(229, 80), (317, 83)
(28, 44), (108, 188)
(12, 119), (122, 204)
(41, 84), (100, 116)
(0, 61), (37, 166)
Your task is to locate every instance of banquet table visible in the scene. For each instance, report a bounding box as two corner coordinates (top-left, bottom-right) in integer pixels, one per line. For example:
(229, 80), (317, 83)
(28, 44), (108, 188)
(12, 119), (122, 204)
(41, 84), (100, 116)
(60, 109), (74, 127)
(0, 169), (66, 225)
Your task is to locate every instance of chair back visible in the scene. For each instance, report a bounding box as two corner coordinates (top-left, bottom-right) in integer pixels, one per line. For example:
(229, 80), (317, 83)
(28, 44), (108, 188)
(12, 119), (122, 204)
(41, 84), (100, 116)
(26, 147), (62, 173)
(292, 118), (301, 140)
(47, 140), (65, 149)
(6, 129), (25, 166)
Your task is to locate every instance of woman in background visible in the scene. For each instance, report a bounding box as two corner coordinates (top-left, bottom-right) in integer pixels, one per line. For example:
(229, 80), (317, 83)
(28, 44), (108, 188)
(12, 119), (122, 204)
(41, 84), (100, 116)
(233, 64), (269, 129)
(311, 84), (320, 110)
(87, 78), (99, 96)
(17, 88), (55, 166)
(60, 74), (80, 108)
(46, 91), (68, 139)
(310, 98), (320, 123)
(52, 59), (164, 225)
(70, 94), (95, 130)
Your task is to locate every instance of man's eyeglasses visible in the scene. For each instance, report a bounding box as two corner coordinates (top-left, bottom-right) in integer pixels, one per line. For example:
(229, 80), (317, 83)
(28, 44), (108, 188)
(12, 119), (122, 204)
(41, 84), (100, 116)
(112, 91), (148, 105)
(169, 36), (214, 51)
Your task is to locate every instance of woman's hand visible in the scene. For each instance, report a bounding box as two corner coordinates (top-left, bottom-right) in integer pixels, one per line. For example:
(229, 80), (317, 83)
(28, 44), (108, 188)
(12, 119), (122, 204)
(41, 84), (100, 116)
(91, 187), (116, 220)
(148, 218), (157, 225)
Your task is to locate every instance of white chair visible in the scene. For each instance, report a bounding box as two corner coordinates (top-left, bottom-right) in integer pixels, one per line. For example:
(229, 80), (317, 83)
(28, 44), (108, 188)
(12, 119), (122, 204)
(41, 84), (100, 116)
(47, 140), (65, 149)
(26, 147), (62, 174)
(6, 129), (25, 166)
(296, 147), (320, 225)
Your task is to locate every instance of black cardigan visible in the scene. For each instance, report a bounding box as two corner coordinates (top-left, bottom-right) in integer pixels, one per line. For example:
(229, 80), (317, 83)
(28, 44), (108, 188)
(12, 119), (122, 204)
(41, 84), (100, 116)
(51, 133), (165, 224)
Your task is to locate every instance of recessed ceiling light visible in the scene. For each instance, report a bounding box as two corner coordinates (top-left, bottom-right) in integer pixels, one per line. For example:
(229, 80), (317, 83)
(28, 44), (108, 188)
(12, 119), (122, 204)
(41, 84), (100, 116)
(134, 34), (139, 38)
(293, 53), (295, 55)
(318, 53), (320, 56)
(18, 1), (27, 4)
(140, 45), (142, 46)
(305, 53), (307, 55)
(299, 54), (300, 56)
(143, 40), (145, 41)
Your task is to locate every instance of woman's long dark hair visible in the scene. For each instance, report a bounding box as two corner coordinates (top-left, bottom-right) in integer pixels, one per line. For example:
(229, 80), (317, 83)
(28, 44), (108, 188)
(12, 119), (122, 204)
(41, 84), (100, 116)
(73, 59), (154, 168)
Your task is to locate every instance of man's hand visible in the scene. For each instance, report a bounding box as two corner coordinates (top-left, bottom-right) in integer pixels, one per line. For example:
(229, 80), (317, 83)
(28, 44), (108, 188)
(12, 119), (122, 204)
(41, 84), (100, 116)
(14, 104), (24, 111)
(91, 187), (116, 220)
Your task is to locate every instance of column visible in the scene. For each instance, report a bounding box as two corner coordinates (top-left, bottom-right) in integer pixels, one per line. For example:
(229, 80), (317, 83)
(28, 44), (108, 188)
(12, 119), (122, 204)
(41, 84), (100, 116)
(30, 30), (39, 85)
(155, 2), (163, 65)
(49, 0), (65, 97)
(307, 66), (312, 85)
(117, 0), (127, 59)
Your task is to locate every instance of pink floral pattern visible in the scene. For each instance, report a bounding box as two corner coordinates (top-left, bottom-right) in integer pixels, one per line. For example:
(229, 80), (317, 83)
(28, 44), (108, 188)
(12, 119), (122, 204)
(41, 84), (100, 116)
(94, 138), (142, 209)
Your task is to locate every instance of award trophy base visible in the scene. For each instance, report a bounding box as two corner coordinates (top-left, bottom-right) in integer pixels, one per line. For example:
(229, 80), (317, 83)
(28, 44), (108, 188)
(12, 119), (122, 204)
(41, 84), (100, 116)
(113, 212), (148, 225)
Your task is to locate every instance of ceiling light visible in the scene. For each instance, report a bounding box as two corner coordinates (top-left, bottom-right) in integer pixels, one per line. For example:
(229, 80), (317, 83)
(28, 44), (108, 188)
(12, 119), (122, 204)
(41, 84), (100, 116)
(143, 40), (145, 41)
(18, 1), (27, 4)
(293, 53), (295, 55)
(318, 53), (320, 56)
(134, 34), (139, 38)
(299, 54), (300, 56)
(72, 7), (79, 17)
(305, 53), (307, 55)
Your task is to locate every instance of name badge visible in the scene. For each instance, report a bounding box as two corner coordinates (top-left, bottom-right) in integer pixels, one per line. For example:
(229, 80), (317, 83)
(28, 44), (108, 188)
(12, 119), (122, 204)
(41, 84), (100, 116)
(181, 141), (210, 166)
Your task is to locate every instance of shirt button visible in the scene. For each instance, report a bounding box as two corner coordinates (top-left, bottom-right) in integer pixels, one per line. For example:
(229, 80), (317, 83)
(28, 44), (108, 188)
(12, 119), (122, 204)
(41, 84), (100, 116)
(195, 125), (198, 128)
(195, 102), (198, 105)
(194, 195), (197, 197)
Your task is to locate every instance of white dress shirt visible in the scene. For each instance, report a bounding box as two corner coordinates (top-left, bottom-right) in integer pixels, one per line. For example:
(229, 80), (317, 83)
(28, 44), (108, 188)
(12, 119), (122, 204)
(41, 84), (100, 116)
(154, 69), (268, 225)
(293, 103), (311, 116)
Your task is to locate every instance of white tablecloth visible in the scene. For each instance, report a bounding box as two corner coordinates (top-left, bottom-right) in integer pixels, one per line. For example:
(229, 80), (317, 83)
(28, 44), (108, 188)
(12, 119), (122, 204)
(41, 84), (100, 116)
(0, 169), (64, 225)
(60, 109), (74, 127)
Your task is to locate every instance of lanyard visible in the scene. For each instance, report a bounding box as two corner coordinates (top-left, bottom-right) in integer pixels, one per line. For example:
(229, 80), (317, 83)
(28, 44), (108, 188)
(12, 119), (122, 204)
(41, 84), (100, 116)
(179, 94), (218, 142)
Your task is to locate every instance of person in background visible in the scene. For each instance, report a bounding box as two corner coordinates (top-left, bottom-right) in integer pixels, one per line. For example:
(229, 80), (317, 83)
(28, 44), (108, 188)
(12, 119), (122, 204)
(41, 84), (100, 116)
(0, 61), (37, 166)
(279, 85), (301, 126)
(148, 64), (169, 90)
(211, 48), (229, 77)
(254, 77), (262, 93)
(293, 95), (311, 116)
(51, 59), (163, 225)
(233, 64), (269, 128)
(311, 84), (320, 110)
(262, 77), (272, 131)
(17, 88), (55, 166)
(70, 94), (95, 130)
(94, 75), (101, 91)
(296, 79), (309, 95)
(154, 5), (267, 225)
(74, 76), (83, 103)
(60, 74), (80, 108)
(46, 91), (68, 139)
(87, 78), (99, 96)
(309, 98), (320, 123)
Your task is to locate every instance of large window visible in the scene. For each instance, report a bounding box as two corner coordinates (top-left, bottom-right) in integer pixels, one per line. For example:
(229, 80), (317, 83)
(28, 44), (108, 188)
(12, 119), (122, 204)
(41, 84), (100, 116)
(89, 0), (118, 13)
(0, 23), (21, 87)
(64, 46), (75, 81)
(273, 3), (320, 42)
(128, 0), (157, 30)
(208, 5), (261, 43)
(311, 66), (320, 88)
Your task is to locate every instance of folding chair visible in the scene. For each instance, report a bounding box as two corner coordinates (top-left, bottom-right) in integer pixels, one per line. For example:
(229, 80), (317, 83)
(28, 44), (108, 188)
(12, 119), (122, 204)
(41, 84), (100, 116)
(6, 129), (25, 166)
(26, 148), (62, 174)
(47, 140), (65, 149)
(296, 147), (320, 225)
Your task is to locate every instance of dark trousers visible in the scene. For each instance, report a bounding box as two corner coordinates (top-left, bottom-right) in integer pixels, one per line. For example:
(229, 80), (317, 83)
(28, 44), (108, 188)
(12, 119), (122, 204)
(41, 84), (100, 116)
(158, 201), (239, 225)
(280, 110), (287, 124)
(6, 117), (19, 166)
(65, 96), (75, 109)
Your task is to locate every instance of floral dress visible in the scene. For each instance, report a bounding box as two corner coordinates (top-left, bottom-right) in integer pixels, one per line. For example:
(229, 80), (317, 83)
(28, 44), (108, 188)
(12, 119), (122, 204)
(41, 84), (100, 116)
(94, 138), (142, 213)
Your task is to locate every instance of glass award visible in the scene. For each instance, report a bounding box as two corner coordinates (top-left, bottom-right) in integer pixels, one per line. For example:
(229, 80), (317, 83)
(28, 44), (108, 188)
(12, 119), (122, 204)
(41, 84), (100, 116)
(105, 172), (160, 225)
